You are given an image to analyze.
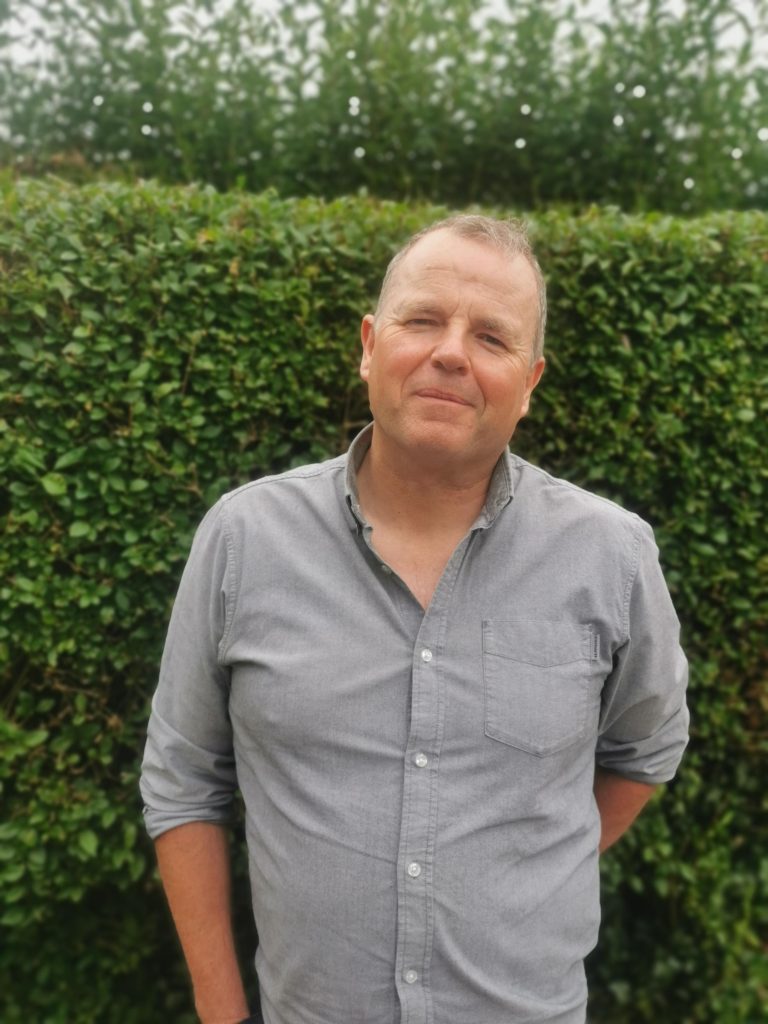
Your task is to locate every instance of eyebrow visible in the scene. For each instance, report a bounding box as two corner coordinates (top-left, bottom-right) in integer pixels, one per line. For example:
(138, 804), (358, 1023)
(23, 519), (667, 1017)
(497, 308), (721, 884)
(393, 301), (518, 338)
(475, 315), (517, 337)
(393, 301), (445, 319)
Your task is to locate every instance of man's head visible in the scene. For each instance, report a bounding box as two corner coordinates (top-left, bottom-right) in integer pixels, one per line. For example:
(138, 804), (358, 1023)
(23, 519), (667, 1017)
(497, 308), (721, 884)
(374, 215), (547, 363)
(359, 216), (547, 473)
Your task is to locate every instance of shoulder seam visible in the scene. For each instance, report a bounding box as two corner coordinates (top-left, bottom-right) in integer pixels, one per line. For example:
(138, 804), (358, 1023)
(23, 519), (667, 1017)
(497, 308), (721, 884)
(509, 455), (643, 523)
(220, 455), (346, 504)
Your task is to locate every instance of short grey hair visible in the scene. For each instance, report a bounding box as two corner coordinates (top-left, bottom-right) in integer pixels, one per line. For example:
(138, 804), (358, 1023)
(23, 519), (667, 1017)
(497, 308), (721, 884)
(374, 214), (547, 362)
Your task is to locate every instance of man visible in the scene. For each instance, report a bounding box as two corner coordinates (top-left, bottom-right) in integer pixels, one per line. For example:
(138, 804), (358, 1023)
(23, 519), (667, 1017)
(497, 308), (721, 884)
(140, 215), (689, 1024)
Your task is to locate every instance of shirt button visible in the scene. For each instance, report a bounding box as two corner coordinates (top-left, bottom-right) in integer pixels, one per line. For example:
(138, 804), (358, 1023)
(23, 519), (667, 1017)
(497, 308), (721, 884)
(403, 969), (419, 985)
(414, 752), (428, 768)
(380, 564), (392, 574)
(420, 648), (433, 663)
(407, 862), (422, 878)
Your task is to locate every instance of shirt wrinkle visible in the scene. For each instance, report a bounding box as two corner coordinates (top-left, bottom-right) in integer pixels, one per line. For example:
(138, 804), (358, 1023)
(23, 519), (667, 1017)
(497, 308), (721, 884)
(620, 520), (644, 640)
(215, 499), (239, 662)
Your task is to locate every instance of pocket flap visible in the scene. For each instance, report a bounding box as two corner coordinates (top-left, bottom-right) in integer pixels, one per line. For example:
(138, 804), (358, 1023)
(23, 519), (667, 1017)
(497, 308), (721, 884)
(483, 619), (593, 667)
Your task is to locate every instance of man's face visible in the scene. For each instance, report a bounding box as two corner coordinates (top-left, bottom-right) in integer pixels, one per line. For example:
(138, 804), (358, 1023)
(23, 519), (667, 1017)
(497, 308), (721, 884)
(360, 230), (545, 470)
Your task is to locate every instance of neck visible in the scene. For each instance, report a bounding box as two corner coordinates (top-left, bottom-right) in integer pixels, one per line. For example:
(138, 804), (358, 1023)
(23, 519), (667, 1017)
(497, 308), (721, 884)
(356, 427), (499, 535)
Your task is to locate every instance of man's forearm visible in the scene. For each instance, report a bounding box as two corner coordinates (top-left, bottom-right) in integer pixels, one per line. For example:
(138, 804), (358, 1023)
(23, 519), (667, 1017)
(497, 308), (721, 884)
(593, 768), (657, 852)
(155, 822), (250, 1024)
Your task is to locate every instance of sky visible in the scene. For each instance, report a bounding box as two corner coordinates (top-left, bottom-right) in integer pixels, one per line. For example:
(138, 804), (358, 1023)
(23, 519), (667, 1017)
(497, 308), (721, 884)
(3, 0), (765, 91)
(5, 0), (764, 60)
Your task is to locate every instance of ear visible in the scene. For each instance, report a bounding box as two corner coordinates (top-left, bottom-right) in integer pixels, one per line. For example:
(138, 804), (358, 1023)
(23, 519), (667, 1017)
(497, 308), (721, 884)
(519, 357), (546, 418)
(359, 314), (376, 382)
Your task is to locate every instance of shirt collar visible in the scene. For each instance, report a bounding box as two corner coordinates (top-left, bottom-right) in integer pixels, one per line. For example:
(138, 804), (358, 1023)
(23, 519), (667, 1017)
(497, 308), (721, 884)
(344, 423), (374, 530)
(343, 423), (514, 533)
(476, 451), (514, 529)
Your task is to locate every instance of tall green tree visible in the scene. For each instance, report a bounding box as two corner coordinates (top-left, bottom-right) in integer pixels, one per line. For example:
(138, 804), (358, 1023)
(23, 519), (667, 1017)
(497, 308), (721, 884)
(1, 0), (767, 211)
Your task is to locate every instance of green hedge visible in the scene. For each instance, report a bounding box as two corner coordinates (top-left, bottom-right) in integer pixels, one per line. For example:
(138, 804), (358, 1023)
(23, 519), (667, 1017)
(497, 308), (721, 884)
(0, 180), (765, 1023)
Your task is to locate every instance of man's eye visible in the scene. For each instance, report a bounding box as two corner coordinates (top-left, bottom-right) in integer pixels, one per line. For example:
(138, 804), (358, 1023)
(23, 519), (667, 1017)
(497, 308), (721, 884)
(407, 318), (436, 327)
(480, 334), (504, 347)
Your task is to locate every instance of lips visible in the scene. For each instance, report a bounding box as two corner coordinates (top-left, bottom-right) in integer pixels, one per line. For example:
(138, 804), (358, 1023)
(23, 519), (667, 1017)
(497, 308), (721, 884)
(414, 388), (473, 406)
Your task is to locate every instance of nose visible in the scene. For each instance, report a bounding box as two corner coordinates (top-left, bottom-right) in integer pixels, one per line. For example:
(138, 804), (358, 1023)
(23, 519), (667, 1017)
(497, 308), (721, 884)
(430, 324), (469, 373)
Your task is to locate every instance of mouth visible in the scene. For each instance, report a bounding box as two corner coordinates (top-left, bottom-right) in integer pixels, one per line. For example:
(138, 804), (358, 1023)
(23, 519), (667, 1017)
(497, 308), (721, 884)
(414, 388), (473, 407)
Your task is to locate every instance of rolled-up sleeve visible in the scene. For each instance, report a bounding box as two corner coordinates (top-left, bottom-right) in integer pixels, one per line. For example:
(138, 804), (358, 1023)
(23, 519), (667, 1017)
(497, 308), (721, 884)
(596, 520), (689, 785)
(140, 500), (239, 839)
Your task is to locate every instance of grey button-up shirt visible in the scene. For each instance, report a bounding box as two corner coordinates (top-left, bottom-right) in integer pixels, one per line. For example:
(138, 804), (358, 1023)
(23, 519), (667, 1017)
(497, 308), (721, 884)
(141, 425), (688, 1024)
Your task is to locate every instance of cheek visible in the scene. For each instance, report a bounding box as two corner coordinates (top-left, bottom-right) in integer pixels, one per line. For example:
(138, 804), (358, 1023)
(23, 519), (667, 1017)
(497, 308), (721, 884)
(482, 374), (531, 422)
(373, 345), (422, 386)
(365, 355), (402, 411)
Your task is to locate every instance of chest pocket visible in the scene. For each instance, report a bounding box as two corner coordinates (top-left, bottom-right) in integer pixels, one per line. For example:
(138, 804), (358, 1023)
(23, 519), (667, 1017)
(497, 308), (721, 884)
(483, 618), (597, 757)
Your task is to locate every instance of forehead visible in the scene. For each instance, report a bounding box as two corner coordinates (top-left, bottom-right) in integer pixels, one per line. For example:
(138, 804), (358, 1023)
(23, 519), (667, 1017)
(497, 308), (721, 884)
(387, 230), (536, 309)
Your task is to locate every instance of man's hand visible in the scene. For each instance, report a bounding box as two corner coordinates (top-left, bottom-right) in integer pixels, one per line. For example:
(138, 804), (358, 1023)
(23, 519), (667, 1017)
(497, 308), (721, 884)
(593, 768), (657, 852)
(155, 822), (250, 1024)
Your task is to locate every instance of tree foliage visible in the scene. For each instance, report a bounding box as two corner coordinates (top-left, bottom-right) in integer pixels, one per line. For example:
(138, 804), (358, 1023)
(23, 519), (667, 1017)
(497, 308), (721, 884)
(0, 179), (766, 1022)
(1, 0), (768, 212)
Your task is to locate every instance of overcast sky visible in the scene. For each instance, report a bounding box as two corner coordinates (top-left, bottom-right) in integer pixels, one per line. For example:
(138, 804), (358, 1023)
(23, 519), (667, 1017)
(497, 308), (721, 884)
(4, 0), (765, 65)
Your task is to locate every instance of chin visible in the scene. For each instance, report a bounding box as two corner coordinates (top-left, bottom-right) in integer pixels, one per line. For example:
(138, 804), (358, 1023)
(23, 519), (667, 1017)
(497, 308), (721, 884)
(403, 422), (476, 458)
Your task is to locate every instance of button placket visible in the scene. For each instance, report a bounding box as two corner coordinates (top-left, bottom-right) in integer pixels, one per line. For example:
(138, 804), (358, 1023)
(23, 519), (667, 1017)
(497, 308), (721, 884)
(395, 537), (472, 1024)
(395, 638), (441, 1022)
